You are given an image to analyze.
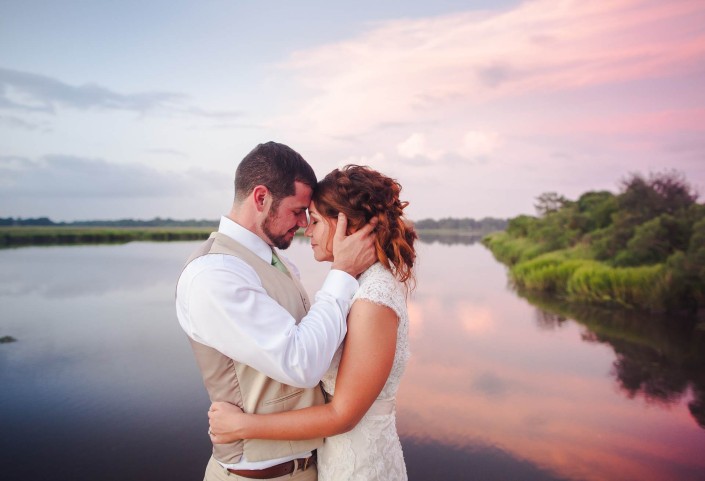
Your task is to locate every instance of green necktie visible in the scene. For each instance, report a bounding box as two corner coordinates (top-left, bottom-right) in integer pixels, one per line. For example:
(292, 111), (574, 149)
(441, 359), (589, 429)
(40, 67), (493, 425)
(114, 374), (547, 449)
(271, 250), (291, 277)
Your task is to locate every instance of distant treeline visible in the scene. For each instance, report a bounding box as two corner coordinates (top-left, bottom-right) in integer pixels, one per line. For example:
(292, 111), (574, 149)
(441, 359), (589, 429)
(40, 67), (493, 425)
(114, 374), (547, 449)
(1, 216), (507, 231)
(0, 215), (505, 247)
(0, 226), (213, 247)
(0, 217), (218, 227)
(483, 171), (705, 314)
(414, 217), (507, 232)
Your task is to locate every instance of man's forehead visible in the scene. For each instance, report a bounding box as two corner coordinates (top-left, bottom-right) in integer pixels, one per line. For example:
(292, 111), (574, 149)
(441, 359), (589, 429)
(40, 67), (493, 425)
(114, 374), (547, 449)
(281, 181), (313, 208)
(294, 180), (313, 195)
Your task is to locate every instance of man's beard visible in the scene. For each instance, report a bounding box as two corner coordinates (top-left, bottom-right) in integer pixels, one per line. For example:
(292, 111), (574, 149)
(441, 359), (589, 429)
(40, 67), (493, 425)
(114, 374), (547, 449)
(262, 208), (294, 250)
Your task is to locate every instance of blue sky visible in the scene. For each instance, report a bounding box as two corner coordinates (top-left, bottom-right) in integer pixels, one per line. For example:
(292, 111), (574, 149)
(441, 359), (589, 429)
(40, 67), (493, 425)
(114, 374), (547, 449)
(2, 0), (704, 221)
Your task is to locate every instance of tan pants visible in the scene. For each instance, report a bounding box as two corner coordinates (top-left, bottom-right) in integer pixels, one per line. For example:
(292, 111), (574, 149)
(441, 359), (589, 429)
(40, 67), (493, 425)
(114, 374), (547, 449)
(203, 455), (317, 481)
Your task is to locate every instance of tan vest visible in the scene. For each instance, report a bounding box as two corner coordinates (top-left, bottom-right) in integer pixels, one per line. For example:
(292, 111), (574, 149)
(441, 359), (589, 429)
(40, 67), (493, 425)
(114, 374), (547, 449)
(182, 232), (325, 464)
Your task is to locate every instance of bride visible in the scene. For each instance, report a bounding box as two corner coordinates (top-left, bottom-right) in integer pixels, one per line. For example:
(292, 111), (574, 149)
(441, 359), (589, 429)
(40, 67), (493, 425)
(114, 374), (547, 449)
(208, 164), (417, 480)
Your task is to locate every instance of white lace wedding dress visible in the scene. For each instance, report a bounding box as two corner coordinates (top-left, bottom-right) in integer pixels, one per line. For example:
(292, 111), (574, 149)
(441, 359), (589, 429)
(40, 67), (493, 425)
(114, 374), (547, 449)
(317, 263), (410, 481)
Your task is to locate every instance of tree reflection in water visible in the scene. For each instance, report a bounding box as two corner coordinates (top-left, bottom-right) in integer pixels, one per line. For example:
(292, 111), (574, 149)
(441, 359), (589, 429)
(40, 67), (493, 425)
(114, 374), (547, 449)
(520, 291), (705, 429)
(417, 231), (484, 246)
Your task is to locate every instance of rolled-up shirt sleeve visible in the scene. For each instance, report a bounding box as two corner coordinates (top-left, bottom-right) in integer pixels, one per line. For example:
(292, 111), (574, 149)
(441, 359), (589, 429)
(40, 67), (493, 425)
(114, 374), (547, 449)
(176, 254), (357, 388)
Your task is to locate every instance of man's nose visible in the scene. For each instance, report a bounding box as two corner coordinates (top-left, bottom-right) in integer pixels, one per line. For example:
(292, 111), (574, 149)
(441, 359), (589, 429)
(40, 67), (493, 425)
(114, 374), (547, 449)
(297, 212), (309, 228)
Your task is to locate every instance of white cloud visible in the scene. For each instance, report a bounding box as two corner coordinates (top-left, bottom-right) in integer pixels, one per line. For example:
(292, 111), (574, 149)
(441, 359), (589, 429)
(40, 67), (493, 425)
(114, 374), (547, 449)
(397, 133), (444, 161)
(459, 130), (501, 158)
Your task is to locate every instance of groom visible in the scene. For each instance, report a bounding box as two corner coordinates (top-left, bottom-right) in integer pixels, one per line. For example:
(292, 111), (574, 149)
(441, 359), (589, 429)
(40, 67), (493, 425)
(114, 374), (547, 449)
(176, 141), (377, 480)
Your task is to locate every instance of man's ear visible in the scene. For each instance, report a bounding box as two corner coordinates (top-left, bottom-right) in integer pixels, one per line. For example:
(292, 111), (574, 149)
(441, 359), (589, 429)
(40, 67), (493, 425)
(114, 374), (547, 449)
(252, 185), (269, 212)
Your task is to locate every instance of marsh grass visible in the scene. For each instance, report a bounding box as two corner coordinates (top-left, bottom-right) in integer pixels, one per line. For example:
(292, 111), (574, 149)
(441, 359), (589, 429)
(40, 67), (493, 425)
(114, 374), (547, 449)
(565, 263), (667, 310)
(512, 256), (591, 293)
(485, 233), (674, 311)
(0, 226), (213, 247)
(482, 232), (550, 265)
(509, 250), (670, 310)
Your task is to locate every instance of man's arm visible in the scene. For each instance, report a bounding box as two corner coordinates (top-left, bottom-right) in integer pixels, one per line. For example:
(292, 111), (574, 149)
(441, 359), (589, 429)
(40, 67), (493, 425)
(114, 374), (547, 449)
(177, 256), (355, 388)
(176, 214), (378, 388)
(207, 300), (398, 442)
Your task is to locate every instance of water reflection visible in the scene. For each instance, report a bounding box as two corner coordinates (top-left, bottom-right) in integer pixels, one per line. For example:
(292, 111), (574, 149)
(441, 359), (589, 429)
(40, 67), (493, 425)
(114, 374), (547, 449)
(0, 242), (212, 481)
(1, 239), (704, 481)
(417, 231), (485, 245)
(395, 242), (705, 481)
(0, 242), (189, 298)
(522, 294), (705, 430)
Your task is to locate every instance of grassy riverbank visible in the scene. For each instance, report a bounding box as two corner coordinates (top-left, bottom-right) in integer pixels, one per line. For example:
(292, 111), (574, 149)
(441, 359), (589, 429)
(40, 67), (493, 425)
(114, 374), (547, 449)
(483, 172), (705, 313)
(0, 226), (214, 247)
(484, 233), (674, 311)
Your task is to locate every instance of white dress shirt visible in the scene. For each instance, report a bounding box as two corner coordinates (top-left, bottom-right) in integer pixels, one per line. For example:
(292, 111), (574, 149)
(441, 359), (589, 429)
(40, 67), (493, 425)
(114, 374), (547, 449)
(176, 216), (357, 389)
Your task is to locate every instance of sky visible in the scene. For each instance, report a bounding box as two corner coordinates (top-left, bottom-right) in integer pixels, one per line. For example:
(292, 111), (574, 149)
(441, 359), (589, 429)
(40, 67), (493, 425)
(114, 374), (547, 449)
(1, 0), (704, 222)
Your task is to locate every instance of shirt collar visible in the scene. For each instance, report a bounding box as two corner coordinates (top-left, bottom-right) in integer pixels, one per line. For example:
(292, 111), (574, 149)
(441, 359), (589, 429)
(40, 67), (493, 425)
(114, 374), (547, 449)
(218, 216), (274, 264)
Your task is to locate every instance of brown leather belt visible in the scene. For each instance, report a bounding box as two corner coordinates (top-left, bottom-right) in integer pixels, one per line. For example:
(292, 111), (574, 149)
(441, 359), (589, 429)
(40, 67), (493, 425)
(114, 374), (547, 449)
(227, 456), (315, 479)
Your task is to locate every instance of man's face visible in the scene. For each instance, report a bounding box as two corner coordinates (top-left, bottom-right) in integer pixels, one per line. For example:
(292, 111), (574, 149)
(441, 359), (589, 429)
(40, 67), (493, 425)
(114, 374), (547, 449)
(261, 181), (313, 249)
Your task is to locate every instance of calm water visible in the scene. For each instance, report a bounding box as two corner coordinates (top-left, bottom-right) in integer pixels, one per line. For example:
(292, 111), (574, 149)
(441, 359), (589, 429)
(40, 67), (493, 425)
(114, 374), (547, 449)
(1, 238), (704, 481)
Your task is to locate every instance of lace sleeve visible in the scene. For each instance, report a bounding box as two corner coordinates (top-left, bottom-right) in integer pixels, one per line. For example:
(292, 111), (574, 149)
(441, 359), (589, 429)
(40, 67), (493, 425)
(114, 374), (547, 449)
(353, 263), (405, 322)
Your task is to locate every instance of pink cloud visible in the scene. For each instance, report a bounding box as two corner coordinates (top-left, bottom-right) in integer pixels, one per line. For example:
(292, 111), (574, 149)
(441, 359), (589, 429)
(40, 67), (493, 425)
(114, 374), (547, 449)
(528, 108), (705, 136)
(265, 0), (705, 220)
(277, 0), (705, 140)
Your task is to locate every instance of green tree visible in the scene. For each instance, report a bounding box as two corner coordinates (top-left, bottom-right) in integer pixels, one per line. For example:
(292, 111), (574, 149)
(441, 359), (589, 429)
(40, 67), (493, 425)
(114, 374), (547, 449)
(603, 171), (698, 259)
(574, 191), (617, 233)
(534, 192), (568, 217)
(615, 215), (675, 266)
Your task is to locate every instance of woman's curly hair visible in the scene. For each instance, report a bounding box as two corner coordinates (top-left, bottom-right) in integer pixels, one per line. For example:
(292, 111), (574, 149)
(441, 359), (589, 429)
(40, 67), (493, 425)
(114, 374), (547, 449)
(312, 165), (417, 287)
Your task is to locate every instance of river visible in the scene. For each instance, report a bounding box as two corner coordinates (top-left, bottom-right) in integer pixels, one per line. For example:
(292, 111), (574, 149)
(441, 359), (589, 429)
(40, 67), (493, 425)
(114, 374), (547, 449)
(1, 237), (703, 481)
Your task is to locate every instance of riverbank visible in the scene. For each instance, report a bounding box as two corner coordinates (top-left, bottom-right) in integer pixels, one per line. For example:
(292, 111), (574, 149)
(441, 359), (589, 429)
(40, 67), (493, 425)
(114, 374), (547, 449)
(483, 172), (705, 314)
(482, 231), (701, 314)
(0, 226), (214, 247)
(1, 225), (495, 248)
(483, 232), (662, 307)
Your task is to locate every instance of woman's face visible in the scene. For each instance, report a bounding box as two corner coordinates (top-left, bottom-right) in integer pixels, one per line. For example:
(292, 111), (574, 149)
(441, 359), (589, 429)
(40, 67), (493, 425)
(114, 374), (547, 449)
(304, 202), (335, 262)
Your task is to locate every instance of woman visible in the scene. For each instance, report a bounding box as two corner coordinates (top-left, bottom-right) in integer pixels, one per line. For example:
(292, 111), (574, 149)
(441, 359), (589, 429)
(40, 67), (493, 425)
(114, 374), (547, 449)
(208, 165), (417, 480)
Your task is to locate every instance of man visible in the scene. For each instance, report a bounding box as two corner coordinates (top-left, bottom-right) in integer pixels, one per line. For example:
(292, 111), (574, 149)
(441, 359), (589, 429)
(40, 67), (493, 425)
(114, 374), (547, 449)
(176, 142), (377, 481)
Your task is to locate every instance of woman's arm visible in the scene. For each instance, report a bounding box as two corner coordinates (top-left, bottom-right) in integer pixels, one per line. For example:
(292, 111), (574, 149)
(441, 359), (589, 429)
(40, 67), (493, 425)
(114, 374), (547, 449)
(209, 299), (398, 442)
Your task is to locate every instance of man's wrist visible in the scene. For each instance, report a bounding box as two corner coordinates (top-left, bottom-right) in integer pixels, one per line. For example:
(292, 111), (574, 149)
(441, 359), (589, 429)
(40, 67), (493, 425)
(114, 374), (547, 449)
(322, 269), (358, 299)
